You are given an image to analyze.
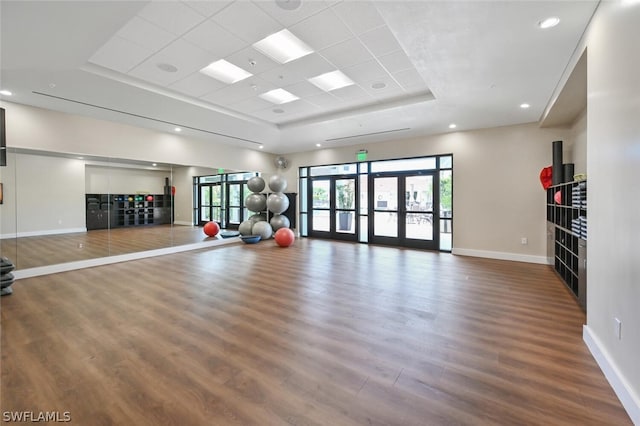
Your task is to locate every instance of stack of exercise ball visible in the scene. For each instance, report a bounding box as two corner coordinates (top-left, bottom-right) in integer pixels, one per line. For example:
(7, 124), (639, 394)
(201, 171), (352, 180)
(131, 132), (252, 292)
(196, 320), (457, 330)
(1, 257), (15, 296)
(238, 175), (294, 247)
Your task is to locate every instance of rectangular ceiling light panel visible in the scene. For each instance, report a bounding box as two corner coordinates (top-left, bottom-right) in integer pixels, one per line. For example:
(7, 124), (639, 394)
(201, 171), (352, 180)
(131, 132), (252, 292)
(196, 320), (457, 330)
(253, 29), (313, 64)
(259, 88), (300, 104)
(308, 70), (355, 91)
(200, 59), (252, 84)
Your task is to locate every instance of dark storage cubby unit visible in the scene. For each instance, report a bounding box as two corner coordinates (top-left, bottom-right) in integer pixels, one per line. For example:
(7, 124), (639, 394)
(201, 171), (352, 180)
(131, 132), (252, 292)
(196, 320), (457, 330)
(546, 180), (587, 309)
(86, 193), (172, 230)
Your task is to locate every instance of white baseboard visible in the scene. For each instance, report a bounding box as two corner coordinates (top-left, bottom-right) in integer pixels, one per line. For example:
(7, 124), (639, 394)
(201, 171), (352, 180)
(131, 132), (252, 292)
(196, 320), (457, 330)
(583, 325), (640, 424)
(1, 227), (87, 239)
(452, 247), (548, 264)
(173, 221), (195, 226)
(12, 236), (241, 279)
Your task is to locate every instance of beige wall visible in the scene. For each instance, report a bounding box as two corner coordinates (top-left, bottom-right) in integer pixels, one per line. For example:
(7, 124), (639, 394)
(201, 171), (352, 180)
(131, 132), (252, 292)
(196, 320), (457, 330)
(0, 101), (275, 173)
(282, 123), (572, 262)
(569, 109), (587, 176)
(583, 1), (640, 420)
(0, 152), (86, 237)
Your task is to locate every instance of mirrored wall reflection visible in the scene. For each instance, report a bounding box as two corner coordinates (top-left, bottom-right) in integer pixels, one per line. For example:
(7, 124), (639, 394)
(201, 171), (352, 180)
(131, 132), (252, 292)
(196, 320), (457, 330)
(0, 147), (230, 271)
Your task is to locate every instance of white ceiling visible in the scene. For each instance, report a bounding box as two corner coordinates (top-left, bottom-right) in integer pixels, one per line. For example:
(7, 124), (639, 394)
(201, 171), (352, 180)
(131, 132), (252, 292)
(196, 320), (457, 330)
(0, 0), (596, 154)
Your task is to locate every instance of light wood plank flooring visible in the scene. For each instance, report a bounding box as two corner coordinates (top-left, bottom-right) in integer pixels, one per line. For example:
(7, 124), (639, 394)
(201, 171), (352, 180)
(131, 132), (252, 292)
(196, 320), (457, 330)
(1, 239), (631, 425)
(0, 225), (209, 270)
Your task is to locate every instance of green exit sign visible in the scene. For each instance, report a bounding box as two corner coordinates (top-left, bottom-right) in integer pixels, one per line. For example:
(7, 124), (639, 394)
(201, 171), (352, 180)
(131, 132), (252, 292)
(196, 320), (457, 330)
(356, 150), (368, 161)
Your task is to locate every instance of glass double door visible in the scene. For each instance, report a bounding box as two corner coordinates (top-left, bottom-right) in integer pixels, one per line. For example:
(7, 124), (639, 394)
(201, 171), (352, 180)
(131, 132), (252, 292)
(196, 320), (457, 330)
(197, 181), (248, 228)
(309, 177), (357, 241)
(370, 173), (438, 250)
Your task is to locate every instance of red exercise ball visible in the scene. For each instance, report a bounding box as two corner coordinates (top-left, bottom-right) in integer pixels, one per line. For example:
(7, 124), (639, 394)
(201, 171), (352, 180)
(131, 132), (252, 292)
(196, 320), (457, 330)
(554, 190), (562, 204)
(274, 227), (295, 247)
(203, 221), (220, 237)
(146, 195), (154, 202)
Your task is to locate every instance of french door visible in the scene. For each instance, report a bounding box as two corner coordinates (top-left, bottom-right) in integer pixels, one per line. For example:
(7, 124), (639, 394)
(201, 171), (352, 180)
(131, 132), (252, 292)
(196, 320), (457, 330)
(370, 172), (439, 250)
(225, 181), (249, 229)
(309, 176), (357, 241)
(198, 183), (222, 226)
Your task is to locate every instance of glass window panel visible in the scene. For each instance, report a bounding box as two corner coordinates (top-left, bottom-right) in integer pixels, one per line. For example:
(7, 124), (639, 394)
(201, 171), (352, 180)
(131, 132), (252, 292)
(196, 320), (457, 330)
(374, 211), (397, 237)
(310, 163), (357, 176)
(440, 155), (452, 169)
(440, 170), (452, 217)
(405, 213), (433, 240)
(300, 178), (308, 212)
(358, 162), (368, 174)
(229, 184), (241, 206)
(201, 208), (211, 222)
(200, 175), (221, 183)
(335, 179), (355, 210)
(312, 180), (330, 208)
(300, 168), (308, 177)
(227, 172), (256, 181)
(374, 177), (397, 211)
(312, 210), (330, 232)
(200, 187), (211, 206)
(229, 207), (241, 224)
(212, 207), (221, 222)
(370, 157), (436, 173)
(336, 211), (355, 234)
(359, 216), (368, 243)
(211, 185), (221, 206)
(300, 213), (308, 236)
(440, 220), (453, 251)
(359, 175), (368, 215)
(405, 175), (433, 212)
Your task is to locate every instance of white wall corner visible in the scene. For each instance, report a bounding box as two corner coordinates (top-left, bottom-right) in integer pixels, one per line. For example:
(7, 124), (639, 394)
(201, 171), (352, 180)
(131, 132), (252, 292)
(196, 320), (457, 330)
(583, 325), (640, 425)
(451, 248), (548, 265)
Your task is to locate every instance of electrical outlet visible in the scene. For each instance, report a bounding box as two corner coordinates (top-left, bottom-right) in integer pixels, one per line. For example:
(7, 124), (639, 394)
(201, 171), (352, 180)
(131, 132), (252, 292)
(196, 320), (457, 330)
(521, 237), (528, 245)
(614, 317), (622, 340)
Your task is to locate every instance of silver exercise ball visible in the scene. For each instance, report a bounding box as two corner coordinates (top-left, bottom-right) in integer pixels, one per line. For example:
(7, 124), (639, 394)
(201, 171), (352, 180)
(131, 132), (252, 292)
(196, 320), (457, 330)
(248, 213), (267, 223)
(239, 220), (254, 236)
(270, 214), (290, 231)
(268, 174), (287, 193)
(267, 192), (289, 214)
(247, 176), (266, 193)
(245, 193), (266, 212)
(252, 221), (273, 239)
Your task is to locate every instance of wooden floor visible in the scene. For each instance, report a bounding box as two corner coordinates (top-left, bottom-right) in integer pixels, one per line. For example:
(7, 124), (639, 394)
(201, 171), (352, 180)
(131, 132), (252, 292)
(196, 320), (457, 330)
(1, 239), (630, 425)
(0, 225), (209, 270)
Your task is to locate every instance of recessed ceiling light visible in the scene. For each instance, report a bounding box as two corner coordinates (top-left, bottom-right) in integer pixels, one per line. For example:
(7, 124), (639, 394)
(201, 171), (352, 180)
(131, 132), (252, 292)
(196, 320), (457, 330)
(449, 123), (457, 129)
(157, 63), (178, 73)
(200, 59), (252, 84)
(538, 17), (560, 29)
(371, 82), (387, 90)
(253, 29), (313, 64)
(77, 156), (84, 160)
(316, 143), (322, 147)
(308, 70), (354, 92)
(174, 127), (182, 132)
(273, 108), (285, 114)
(0, 90), (12, 96)
(259, 88), (299, 105)
(259, 145), (264, 149)
(152, 163), (157, 167)
(276, 0), (302, 10)
(520, 103), (531, 109)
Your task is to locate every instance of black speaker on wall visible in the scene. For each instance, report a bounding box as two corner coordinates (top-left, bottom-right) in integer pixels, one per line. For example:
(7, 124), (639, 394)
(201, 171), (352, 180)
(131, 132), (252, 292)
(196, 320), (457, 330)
(0, 107), (6, 167)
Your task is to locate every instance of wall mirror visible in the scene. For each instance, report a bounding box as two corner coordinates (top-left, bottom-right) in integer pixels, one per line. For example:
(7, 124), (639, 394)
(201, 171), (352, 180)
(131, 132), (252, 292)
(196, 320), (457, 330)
(0, 147), (232, 272)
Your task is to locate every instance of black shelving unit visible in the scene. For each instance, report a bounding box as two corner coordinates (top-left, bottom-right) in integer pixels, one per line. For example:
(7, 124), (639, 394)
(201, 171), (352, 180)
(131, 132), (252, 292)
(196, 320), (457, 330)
(546, 180), (587, 309)
(86, 193), (172, 230)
